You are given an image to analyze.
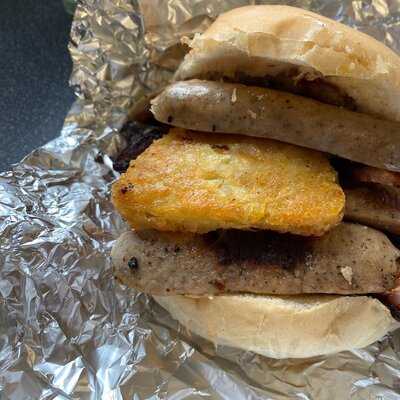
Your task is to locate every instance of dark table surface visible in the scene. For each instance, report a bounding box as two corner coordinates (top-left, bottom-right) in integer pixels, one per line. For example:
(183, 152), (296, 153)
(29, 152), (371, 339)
(0, 0), (75, 172)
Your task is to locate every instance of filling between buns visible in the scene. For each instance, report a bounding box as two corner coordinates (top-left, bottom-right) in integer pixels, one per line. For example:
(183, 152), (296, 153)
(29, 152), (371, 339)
(192, 68), (357, 111)
(110, 25), (400, 319)
(112, 127), (345, 236)
(112, 225), (400, 297)
(111, 121), (400, 316)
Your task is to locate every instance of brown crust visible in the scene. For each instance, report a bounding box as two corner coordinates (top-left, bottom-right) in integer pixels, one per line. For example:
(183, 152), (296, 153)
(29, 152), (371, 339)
(203, 230), (313, 270)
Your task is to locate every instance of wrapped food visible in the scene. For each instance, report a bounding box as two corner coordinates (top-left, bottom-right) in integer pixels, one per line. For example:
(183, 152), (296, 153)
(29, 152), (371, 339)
(3, 0), (400, 398)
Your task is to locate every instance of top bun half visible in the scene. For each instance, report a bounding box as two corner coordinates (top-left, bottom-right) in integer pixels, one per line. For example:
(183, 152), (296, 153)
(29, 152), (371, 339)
(175, 5), (400, 121)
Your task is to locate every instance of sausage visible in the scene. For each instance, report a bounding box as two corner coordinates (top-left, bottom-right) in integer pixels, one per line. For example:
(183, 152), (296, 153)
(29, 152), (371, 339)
(345, 187), (400, 234)
(111, 223), (400, 296)
(351, 165), (400, 187)
(151, 80), (400, 171)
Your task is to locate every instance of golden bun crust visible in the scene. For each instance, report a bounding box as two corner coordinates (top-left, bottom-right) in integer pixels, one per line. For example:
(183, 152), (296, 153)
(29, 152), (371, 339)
(112, 128), (344, 235)
(175, 5), (400, 121)
(155, 294), (398, 359)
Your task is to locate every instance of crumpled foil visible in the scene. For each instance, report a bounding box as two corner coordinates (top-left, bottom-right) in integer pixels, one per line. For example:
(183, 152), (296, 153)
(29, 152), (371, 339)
(2, 0), (400, 398)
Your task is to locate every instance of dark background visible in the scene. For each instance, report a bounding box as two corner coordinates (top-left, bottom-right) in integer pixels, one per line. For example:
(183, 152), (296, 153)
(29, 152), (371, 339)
(0, 0), (75, 171)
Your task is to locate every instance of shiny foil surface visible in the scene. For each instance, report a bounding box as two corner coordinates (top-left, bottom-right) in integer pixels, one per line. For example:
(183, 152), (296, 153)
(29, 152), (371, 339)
(2, 0), (400, 398)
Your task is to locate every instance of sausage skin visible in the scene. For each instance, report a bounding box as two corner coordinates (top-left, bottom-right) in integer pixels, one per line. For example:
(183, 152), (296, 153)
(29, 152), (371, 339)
(151, 80), (400, 171)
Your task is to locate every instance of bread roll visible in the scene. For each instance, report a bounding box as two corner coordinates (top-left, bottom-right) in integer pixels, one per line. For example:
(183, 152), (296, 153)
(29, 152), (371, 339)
(175, 5), (400, 122)
(155, 294), (397, 359)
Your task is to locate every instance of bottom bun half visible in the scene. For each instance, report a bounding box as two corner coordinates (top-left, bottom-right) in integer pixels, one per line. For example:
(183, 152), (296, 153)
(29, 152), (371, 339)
(154, 294), (398, 359)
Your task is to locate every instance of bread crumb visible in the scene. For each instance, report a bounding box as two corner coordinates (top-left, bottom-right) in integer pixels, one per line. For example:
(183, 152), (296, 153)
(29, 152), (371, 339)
(248, 110), (257, 119)
(231, 88), (237, 103)
(340, 266), (353, 285)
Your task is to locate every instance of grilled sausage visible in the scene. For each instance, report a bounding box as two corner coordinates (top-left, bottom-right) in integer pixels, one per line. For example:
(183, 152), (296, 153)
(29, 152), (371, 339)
(151, 80), (400, 171)
(345, 187), (400, 234)
(112, 223), (400, 296)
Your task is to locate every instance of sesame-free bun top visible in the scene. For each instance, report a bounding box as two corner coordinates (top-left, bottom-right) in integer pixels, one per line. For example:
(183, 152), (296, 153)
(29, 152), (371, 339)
(175, 5), (400, 121)
(155, 294), (397, 359)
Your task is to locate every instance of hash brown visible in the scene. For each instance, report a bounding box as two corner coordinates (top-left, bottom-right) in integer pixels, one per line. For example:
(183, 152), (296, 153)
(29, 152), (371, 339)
(112, 128), (344, 235)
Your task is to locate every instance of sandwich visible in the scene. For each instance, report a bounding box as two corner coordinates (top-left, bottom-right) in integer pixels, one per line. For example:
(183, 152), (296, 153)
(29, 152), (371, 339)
(110, 5), (400, 358)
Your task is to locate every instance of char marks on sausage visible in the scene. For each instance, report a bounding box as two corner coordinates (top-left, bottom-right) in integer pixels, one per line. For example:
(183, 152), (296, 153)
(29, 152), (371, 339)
(111, 223), (400, 296)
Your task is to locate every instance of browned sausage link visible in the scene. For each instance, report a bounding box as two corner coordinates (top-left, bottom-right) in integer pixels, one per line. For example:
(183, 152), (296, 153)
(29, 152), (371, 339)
(111, 223), (400, 296)
(351, 165), (400, 187)
(344, 187), (400, 234)
(151, 80), (400, 171)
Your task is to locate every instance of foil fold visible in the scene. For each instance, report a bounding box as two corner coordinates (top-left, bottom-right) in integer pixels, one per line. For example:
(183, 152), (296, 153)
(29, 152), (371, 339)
(2, 0), (400, 398)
